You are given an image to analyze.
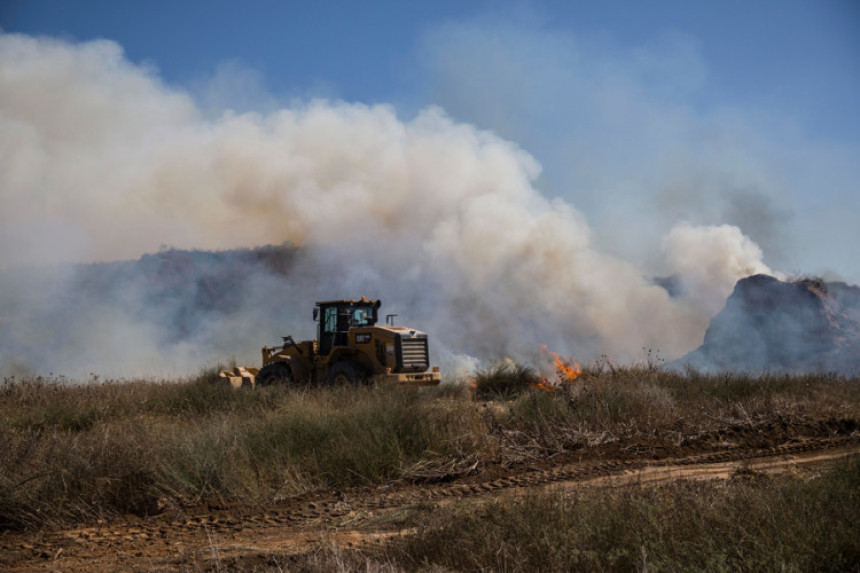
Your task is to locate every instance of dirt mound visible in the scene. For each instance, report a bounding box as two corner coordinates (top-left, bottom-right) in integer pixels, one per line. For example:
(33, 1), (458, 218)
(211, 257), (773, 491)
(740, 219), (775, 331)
(673, 274), (860, 374)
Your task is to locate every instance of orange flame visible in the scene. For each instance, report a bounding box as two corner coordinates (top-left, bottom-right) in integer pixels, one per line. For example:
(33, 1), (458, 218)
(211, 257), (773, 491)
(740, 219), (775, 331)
(534, 344), (581, 392)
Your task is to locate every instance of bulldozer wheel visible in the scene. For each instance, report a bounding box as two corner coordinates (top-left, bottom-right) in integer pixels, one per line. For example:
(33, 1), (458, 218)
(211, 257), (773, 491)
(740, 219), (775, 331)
(325, 361), (366, 387)
(256, 362), (292, 386)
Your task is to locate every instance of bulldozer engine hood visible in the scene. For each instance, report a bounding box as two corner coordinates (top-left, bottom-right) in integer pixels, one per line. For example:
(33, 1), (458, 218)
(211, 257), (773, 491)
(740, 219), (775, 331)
(350, 325), (432, 373)
(351, 325), (426, 340)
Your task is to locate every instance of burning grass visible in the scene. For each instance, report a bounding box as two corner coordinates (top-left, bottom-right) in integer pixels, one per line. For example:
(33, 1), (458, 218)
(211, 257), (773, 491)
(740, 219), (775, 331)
(474, 363), (859, 463)
(0, 365), (858, 532)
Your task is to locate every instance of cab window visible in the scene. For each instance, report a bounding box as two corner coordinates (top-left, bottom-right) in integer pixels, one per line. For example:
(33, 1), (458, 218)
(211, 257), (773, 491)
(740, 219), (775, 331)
(323, 306), (338, 334)
(351, 306), (373, 327)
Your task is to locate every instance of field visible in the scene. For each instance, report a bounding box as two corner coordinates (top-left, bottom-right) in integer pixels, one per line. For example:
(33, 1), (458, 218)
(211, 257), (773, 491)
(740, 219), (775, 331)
(1, 366), (858, 571)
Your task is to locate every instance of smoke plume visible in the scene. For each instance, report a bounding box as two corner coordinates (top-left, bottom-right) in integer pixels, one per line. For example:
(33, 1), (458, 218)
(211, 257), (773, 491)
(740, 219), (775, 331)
(0, 33), (777, 377)
(662, 222), (776, 316)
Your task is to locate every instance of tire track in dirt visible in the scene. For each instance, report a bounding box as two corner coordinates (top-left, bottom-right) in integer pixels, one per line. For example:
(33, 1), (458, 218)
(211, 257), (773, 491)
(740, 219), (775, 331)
(64, 435), (860, 542)
(2, 435), (857, 571)
(332, 435), (858, 513)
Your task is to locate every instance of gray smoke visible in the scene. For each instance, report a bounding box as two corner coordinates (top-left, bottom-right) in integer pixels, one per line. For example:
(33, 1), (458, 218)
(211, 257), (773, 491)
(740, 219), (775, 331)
(0, 32), (780, 378)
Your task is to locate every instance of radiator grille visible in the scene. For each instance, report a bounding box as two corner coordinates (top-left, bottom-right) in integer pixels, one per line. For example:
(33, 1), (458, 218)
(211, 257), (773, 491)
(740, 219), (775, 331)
(398, 336), (429, 371)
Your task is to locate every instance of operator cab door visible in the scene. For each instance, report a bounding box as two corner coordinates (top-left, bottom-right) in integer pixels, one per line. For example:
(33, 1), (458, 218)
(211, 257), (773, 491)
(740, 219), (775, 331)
(318, 305), (339, 356)
(318, 303), (352, 355)
(317, 301), (378, 356)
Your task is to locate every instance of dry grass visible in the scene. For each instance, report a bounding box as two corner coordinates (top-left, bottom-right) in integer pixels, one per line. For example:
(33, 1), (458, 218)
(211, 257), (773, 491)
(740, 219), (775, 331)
(1, 365), (858, 532)
(478, 365), (859, 462)
(0, 372), (485, 530)
(387, 454), (860, 572)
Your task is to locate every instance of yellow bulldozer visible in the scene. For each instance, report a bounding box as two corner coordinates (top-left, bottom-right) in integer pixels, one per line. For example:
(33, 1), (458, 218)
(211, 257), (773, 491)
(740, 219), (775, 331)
(221, 298), (441, 388)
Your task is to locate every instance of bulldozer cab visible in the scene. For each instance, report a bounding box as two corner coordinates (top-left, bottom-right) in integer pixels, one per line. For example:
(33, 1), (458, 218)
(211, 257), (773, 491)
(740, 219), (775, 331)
(315, 299), (381, 355)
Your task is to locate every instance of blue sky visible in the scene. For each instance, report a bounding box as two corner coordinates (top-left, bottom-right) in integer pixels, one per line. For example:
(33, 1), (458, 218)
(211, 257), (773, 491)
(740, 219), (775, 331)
(2, 0), (859, 281)
(3, 0), (858, 139)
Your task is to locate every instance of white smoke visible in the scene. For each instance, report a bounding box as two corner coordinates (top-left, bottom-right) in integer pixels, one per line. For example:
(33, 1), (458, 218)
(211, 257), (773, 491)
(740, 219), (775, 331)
(0, 33), (776, 376)
(662, 222), (776, 316)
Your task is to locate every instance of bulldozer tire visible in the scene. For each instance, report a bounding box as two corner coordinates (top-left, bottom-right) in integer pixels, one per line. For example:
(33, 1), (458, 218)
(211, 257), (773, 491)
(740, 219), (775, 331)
(325, 361), (366, 387)
(256, 362), (292, 386)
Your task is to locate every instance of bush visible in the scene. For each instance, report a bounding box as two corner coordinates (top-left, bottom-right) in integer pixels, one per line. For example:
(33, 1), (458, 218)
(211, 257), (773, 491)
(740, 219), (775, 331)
(473, 362), (540, 400)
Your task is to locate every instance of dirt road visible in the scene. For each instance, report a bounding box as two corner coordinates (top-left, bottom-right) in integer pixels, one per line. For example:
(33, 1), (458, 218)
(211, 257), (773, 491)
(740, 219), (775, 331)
(1, 434), (857, 571)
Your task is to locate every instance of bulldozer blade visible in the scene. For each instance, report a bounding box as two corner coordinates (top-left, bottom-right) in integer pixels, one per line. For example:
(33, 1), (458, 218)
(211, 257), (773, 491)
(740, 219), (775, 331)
(219, 366), (258, 388)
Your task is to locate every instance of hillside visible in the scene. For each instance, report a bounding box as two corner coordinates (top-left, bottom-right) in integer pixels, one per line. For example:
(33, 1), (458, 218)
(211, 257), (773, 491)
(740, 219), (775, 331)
(673, 274), (860, 374)
(0, 245), (302, 376)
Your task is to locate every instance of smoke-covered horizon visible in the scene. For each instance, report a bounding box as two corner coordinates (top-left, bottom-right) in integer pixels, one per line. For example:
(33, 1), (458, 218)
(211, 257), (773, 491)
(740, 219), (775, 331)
(1, 31), (835, 378)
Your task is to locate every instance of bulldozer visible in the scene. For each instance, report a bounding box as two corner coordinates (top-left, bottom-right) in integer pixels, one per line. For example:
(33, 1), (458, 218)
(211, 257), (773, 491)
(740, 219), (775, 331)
(221, 298), (441, 387)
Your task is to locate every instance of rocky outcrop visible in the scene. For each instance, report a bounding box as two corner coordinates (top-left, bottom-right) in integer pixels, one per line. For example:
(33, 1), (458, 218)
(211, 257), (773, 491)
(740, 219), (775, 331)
(672, 274), (860, 374)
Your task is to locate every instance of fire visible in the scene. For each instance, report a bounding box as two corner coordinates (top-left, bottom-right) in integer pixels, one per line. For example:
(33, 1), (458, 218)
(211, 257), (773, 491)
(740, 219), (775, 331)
(535, 344), (581, 392)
